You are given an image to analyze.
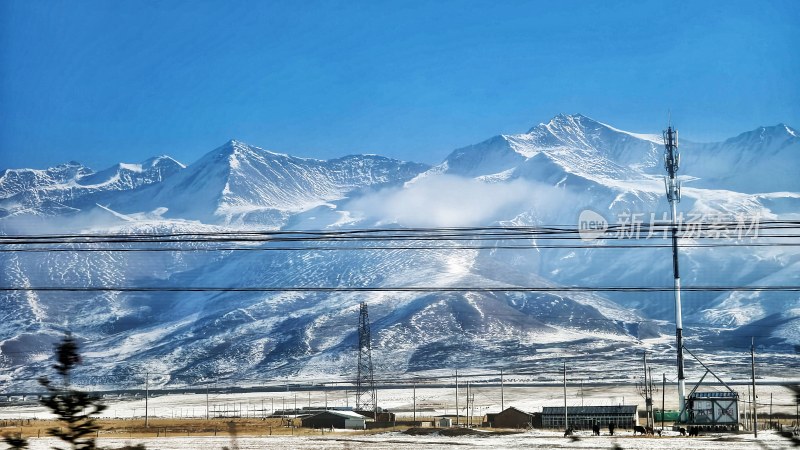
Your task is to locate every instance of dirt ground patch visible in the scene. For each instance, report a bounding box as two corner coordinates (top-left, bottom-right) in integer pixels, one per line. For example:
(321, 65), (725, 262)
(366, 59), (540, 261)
(0, 417), (369, 439)
(404, 427), (523, 437)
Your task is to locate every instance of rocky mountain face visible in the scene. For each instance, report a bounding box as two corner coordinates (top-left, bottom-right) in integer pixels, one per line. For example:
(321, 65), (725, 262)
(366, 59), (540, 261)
(0, 156), (185, 218)
(1, 114), (797, 390)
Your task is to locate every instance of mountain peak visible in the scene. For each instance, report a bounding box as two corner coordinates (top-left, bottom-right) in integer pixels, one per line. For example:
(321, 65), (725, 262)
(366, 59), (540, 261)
(528, 113), (593, 134)
(764, 123), (798, 138)
(143, 155), (186, 170)
(724, 123), (800, 146)
(211, 139), (296, 162)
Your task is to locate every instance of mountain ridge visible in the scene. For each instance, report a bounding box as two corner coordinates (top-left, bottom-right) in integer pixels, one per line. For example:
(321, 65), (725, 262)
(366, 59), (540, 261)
(1, 114), (797, 390)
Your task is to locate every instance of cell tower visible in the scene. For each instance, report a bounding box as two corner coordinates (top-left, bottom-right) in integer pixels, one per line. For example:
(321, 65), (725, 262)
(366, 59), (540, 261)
(355, 302), (376, 416)
(663, 123), (687, 420)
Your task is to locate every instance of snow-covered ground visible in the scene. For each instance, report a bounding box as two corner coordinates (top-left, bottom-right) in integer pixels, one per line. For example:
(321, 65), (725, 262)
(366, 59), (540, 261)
(18, 430), (798, 450)
(2, 384), (798, 420)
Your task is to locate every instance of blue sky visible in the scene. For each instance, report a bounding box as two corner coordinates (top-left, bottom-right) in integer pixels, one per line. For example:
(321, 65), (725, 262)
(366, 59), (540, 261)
(1, 0), (798, 170)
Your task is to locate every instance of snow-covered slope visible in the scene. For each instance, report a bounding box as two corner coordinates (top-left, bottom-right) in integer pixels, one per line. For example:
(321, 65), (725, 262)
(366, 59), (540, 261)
(427, 114), (799, 325)
(682, 124), (800, 193)
(1, 115), (797, 390)
(438, 114), (661, 182)
(110, 140), (429, 226)
(0, 156), (184, 218)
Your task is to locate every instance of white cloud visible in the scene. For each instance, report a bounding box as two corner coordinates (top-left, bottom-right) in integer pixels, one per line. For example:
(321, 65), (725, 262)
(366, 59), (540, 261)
(346, 174), (570, 227)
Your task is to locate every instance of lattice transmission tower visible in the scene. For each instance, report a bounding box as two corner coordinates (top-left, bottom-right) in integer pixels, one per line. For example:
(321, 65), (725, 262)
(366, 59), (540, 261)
(355, 302), (376, 416)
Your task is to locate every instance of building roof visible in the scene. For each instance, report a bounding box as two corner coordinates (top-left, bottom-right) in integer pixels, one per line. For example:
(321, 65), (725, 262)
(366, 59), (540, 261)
(542, 405), (638, 415)
(498, 406), (535, 416)
(308, 410), (367, 421)
(690, 391), (740, 399)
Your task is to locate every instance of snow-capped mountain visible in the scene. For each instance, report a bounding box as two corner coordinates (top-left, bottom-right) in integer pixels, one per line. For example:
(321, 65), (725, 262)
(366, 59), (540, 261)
(427, 114), (799, 323)
(108, 140), (429, 226)
(0, 156), (185, 218)
(682, 124), (799, 193)
(1, 114), (798, 391)
(437, 113), (799, 191)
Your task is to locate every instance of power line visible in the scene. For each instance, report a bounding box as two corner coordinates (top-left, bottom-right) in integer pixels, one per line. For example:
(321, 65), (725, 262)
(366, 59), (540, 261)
(4, 241), (800, 252)
(2, 286), (799, 293)
(1, 220), (797, 244)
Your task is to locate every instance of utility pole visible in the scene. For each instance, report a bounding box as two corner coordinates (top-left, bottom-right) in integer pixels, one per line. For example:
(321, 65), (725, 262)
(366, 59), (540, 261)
(663, 122), (686, 421)
(145, 372), (149, 428)
(640, 352), (653, 428)
(500, 369), (504, 412)
(649, 367), (655, 429)
(661, 373), (666, 430)
(455, 369), (459, 426)
(413, 383), (416, 424)
(206, 385), (209, 420)
(751, 337), (758, 437)
(464, 380), (471, 428)
(563, 361), (568, 431)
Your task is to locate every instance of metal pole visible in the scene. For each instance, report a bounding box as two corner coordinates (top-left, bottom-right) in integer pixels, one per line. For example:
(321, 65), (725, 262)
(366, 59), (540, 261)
(413, 383), (416, 424)
(642, 352), (651, 428)
(751, 337), (758, 437)
(671, 199), (686, 420)
(466, 381), (470, 427)
(500, 369), (504, 411)
(662, 373), (666, 430)
(563, 361), (568, 430)
(145, 372), (149, 428)
(649, 367), (654, 429)
(664, 125), (686, 421)
(206, 385), (209, 420)
(455, 369), (459, 426)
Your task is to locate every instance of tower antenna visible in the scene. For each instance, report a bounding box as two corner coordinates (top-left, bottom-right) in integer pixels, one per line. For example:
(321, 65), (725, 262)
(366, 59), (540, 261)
(355, 302), (377, 418)
(663, 121), (686, 421)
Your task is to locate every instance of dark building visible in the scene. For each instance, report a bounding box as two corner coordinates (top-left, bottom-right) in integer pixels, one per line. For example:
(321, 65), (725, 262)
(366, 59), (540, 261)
(301, 410), (367, 429)
(484, 407), (541, 429)
(542, 405), (638, 430)
(354, 409), (396, 422)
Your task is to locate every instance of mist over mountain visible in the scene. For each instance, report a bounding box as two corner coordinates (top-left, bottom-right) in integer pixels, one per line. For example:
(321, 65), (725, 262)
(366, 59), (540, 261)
(1, 114), (798, 390)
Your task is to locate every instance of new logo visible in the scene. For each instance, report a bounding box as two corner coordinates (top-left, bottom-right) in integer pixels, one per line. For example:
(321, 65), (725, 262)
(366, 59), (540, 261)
(578, 209), (608, 241)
